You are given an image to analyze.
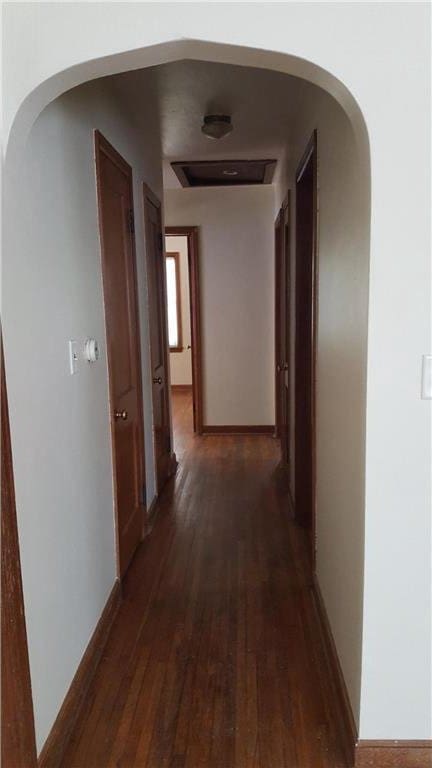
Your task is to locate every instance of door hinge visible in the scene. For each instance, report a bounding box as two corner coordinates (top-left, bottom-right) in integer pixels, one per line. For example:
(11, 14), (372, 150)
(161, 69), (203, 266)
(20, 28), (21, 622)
(128, 208), (135, 235)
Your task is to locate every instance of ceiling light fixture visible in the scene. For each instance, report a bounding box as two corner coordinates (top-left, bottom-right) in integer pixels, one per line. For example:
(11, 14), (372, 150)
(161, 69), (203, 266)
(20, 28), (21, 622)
(201, 114), (233, 140)
(223, 169), (238, 176)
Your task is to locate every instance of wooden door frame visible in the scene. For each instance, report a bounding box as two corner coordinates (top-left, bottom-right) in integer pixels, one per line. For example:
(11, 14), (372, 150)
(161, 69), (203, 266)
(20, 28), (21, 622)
(295, 129), (318, 568)
(165, 251), (183, 353)
(274, 191), (292, 454)
(274, 207), (283, 439)
(94, 130), (146, 575)
(1, 341), (38, 768)
(143, 184), (178, 490)
(165, 226), (203, 435)
(281, 189), (292, 467)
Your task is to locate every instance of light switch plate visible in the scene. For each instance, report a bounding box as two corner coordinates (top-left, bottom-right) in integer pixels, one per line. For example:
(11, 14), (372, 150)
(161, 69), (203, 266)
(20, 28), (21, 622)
(421, 355), (432, 399)
(68, 340), (78, 375)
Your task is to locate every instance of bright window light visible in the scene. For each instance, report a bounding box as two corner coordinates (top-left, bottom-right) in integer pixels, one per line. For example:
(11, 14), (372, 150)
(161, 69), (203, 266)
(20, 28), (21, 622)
(165, 253), (181, 350)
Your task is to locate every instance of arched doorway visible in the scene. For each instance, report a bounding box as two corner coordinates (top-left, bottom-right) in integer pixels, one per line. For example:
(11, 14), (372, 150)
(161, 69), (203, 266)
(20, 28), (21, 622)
(3, 37), (372, 767)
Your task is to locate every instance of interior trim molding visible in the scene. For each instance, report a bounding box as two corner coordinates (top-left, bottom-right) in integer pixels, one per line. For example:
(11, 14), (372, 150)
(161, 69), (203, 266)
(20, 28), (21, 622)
(354, 740), (432, 767)
(171, 384), (193, 392)
(202, 425), (275, 435)
(170, 158), (277, 188)
(311, 575), (358, 767)
(311, 577), (431, 767)
(38, 580), (122, 768)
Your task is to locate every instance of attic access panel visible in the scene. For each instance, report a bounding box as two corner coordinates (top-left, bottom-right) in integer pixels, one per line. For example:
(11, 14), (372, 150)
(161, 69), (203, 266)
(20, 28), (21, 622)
(171, 159), (277, 188)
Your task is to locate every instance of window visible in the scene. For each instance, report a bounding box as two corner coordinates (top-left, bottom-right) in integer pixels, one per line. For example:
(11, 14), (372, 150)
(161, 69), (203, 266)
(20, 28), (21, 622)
(165, 252), (182, 351)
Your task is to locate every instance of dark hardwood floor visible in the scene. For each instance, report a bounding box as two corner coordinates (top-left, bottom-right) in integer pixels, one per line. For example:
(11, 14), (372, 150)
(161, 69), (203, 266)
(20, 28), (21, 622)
(61, 389), (348, 768)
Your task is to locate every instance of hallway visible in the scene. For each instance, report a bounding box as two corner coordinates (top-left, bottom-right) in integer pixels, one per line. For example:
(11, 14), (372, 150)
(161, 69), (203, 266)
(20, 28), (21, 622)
(3, 8), (432, 767)
(60, 390), (348, 768)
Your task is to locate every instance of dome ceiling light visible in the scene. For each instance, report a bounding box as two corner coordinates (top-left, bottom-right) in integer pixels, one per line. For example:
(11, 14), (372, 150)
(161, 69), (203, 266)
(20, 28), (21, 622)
(201, 114), (233, 140)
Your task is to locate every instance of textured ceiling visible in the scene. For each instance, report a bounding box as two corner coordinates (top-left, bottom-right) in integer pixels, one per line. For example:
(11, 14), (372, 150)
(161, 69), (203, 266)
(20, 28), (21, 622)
(152, 60), (306, 188)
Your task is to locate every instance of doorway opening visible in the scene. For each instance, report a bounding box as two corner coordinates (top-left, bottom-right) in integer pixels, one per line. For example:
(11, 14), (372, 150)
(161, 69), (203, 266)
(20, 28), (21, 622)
(3, 41), (372, 767)
(165, 226), (202, 455)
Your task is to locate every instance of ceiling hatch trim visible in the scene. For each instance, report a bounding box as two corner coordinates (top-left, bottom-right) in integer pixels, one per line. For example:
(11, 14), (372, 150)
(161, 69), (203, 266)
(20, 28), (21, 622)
(171, 159), (277, 188)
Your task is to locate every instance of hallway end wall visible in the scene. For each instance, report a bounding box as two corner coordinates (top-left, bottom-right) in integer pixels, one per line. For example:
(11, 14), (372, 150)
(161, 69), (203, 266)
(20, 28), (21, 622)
(2, 74), (163, 752)
(164, 186), (275, 428)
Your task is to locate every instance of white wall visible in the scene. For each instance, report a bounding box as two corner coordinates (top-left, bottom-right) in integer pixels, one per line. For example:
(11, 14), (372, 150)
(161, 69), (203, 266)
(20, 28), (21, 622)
(166, 235), (192, 386)
(2, 73), (162, 752)
(165, 186), (275, 427)
(274, 80), (370, 726)
(3, 1), (431, 743)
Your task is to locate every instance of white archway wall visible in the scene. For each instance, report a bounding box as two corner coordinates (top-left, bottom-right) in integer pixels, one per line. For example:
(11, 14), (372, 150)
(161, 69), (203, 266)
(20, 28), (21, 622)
(276, 78), (370, 727)
(3, 1), (431, 747)
(2, 72), (163, 751)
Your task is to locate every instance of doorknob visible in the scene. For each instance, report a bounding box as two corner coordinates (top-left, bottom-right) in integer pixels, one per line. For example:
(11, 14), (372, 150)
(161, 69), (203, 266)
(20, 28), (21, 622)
(114, 409), (128, 421)
(153, 376), (162, 384)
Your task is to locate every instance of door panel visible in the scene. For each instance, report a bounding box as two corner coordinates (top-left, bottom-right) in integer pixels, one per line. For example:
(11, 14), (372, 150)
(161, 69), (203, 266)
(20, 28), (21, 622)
(275, 194), (292, 470)
(143, 184), (173, 493)
(275, 209), (283, 438)
(280, 195), (292, 467)
(294, 133), (317, 537)
(95, 131), (145, 578)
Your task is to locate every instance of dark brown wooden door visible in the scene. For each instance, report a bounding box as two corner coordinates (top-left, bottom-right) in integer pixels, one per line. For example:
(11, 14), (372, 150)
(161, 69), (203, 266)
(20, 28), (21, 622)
(1, 342), (38, 768)
(295, 133), (317, 533)
(143, 184), (173, 493)
(275, 194), (291, 466)
(95, 132), (145, 577)
(275, 208), (284, 439)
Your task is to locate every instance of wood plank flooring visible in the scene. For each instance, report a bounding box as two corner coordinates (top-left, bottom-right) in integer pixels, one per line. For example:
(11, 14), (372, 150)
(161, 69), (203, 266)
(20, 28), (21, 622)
(61, 390), (348, 768)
